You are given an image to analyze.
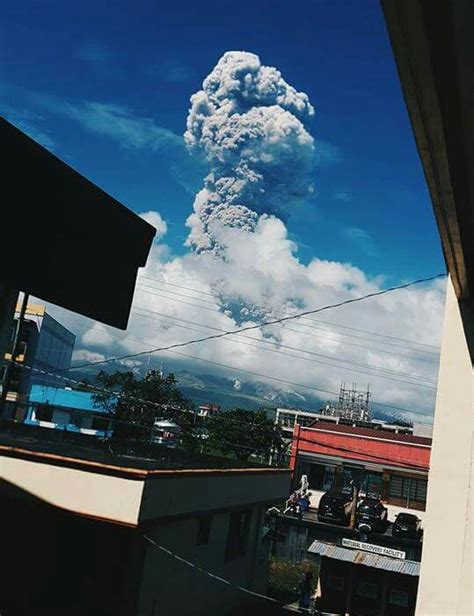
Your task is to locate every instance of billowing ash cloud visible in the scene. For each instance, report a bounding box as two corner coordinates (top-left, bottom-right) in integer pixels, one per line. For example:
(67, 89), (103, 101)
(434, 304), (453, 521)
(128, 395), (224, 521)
(184, 51), (315, 251)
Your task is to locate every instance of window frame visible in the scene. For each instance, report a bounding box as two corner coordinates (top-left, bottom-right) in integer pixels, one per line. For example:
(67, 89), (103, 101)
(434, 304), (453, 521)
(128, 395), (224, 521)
(225, 508), (252, 562)
(196, 514), (213, 546)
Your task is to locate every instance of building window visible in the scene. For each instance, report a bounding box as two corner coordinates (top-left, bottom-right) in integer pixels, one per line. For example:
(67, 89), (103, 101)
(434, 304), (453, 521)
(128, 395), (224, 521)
(68, 413), (83, 428)
(308, 463), (326, 490)
(389, 589), (409, 607)
(389, 475), (427, 504)
(225, 509), (252, 561)
(361, 472), (383, 497)
(300, 462), (336, 491)
(355, 580), (378, 599)
(92, 417), (109, 432)
(196, 515), (212, 546)
(326, 575), (344, 591)
(35, 405), (52, 422)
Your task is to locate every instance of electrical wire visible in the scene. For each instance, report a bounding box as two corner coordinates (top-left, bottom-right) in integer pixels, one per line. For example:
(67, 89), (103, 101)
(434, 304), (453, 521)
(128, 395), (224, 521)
(138, 275), (442, 351)
(135, 289), (436, 364)
(34, 306), (438, 392)
(67, 274), (445, 371)
(160, 349), (436, 416)
(142, 535), (317, 613)
(133, 307), (437, 387)
(10, 354), (434, 427)
(21, 315), (437, 416)
(135, 285), (440, 358)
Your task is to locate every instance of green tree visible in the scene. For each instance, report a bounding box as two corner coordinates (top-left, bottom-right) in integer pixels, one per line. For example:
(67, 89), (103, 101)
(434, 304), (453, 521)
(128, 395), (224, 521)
(205, 408), (285, 463)
(92, 369), (195, 443)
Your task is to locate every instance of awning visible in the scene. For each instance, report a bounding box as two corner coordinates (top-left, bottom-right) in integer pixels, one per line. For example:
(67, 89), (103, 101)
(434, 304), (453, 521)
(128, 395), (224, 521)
(307, 540), (420, 576)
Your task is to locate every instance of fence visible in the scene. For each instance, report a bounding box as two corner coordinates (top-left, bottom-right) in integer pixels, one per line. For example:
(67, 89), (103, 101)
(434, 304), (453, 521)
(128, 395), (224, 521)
(0, 410), (268, 471)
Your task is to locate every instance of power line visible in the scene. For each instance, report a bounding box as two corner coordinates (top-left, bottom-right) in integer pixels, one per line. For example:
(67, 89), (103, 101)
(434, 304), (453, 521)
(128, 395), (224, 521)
(160, 349), (436, 416)
(133, 307), (437, 388)
(67, 274), (445, 372)
(138, 275), (441, 351)
(223, 435), (430, 470)
(136, 284), (440, 357)
(142, 535), (316, 614)
(9, 353), (434, 419)
(4, 359), (406, 446)
(28, 313), (436, 415)
(42, 313), (437, 420)
(290, 434), (430, 469)
(135, 290), (438, 363)
(35, 305), (438, 390)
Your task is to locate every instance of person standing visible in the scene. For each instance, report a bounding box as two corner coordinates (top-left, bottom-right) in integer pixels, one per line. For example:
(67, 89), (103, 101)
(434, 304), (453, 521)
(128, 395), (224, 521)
(298, 571), (313, 613)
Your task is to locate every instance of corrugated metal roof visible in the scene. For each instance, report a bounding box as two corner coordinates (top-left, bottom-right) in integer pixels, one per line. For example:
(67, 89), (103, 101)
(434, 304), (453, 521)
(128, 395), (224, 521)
(307, 540), (420, 576)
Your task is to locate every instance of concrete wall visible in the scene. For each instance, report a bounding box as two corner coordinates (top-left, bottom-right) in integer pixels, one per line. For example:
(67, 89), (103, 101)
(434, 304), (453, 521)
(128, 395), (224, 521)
(140, 469), (291, 521)
(0, 453), (144, 525)
(137, 504), (271, 616)
(416, 278), (473, 615)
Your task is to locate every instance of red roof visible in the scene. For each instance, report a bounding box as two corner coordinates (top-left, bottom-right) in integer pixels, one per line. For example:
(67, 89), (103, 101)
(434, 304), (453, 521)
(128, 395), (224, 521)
(307, 421), (432, 446)
(291, 422), (431, 472)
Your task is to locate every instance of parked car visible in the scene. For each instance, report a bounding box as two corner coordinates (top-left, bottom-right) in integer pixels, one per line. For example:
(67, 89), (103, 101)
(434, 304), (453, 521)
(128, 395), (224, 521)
(317, 491), (353, 526)
(355, 497), (388, 533)
(392, 513), (422, 539)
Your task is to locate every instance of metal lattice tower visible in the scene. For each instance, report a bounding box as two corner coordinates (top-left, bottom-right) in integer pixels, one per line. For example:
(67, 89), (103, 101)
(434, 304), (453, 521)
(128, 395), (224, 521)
(322, 382), (371, 421)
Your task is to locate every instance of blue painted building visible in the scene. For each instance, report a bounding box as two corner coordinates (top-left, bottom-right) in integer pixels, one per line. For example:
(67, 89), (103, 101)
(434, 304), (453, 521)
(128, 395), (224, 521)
(25, 385), (114, 438)
(3, 303), (76, 421)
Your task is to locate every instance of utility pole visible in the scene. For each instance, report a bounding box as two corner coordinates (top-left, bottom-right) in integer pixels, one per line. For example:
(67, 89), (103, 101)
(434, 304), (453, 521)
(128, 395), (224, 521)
(349, 480), (359, 529)
(0, 291), (29, 418)
(0, 285), (19, 386)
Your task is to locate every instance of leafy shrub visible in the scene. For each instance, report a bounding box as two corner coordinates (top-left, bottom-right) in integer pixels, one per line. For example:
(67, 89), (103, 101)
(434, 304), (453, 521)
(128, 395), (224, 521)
(267, 557), (319, 604)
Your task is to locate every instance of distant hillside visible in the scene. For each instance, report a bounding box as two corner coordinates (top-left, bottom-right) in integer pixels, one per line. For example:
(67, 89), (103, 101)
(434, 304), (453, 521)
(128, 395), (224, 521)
(70, 360), (424, 422)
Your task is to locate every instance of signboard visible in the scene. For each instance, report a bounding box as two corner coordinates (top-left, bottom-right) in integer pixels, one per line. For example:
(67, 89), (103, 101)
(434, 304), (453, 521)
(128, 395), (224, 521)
(342, 538), (406, 560)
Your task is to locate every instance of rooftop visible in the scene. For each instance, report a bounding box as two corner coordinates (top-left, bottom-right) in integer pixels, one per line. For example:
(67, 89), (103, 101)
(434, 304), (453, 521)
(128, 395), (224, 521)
(1, 420), (291, 527)
(29, 385), (111, 414)
(0, 420), (270, 475)
(302, 420), (432, 447)
(308, 539), (421, 576)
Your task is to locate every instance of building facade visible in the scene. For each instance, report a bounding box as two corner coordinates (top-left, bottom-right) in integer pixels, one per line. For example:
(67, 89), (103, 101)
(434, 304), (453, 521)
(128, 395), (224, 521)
(25, 385), (114, 438)
(2, 303), (75, 417)
(266, 421), (430, 614)
(197, 403), (221, 418)
(290, 421), (431, 517)
(0, 429), (290, 615)
(380, 2), (473, 613)
(308, 539), (420, 616)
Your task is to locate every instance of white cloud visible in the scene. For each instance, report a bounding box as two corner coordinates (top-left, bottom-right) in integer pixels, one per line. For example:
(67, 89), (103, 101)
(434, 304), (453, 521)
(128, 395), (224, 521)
(149, 59), (195, 83)
(72, 349), (107, 364)
(139, 211), (168, 241)
(66, 101), (182, 151)
(315, 140), (341, 166)
(333, 190), (351, 202)
(342, 226), (378, 257)
(16, 89), (204, 194)
(18, 52), (443, 423)
(69, 213), (444, 422)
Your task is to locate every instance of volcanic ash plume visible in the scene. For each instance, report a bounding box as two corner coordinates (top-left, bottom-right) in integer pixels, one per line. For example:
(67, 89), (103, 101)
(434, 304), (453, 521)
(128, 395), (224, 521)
(184, 51), (316, 252)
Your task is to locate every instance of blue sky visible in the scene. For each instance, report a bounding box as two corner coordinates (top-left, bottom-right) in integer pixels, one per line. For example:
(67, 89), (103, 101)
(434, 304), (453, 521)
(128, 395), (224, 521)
(1, 0), (448, 419)
(1, 0), (444, 282)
